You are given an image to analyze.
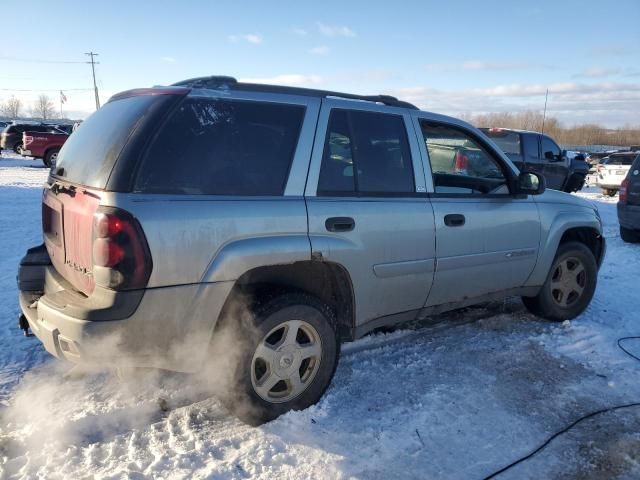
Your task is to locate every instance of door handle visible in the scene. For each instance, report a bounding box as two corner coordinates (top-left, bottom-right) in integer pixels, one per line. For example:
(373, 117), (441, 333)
(325, 217), (355, 232)
(444, 214), (465, 227)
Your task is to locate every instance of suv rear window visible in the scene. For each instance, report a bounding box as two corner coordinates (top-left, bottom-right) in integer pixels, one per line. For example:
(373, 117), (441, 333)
(482, 129), (521, 155)
(134, 97), (305, 195)
(606, 155), (635, 166)
(55, 95), (158, 188)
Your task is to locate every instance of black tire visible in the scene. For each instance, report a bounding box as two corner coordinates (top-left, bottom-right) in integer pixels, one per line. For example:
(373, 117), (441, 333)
(225, 292), (339, 425)
(13, 142), (22, 154)
(620, 226), (640, 243)
(602, 188), (617, 197)
(43, 148), (60, 168)
(522, 241), (597, 321)
(564, 174), (585, 193)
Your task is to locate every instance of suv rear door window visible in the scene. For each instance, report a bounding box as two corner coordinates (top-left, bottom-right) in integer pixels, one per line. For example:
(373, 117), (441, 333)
(317, 109), (414, 195)
(135, 97), (305, 195)
(522, 134), (540, 161)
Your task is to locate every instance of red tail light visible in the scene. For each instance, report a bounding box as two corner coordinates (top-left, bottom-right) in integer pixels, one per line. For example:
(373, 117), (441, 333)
(619, 178), (629, 203)
(455, 151), (469, 173)
(92, 208), (152, 290)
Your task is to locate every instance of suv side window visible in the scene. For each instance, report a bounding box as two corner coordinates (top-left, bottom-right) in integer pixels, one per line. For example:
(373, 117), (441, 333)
(135, 97), (305, 195)
(317, 109), (414, 195)
(541, 136), (561, 162)
(420, 121), (509, 195)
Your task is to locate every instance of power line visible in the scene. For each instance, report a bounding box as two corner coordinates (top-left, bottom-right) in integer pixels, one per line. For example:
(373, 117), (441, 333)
(85, 52), (100, 110)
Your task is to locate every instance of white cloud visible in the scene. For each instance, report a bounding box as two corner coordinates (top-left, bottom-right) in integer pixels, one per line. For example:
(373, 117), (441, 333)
(228, 33), (263, 45)
(160, 56), (176, 63)
(574, 66), (621, 78)
(310, 46), (330, 56)
(387, 82), (640, 128)
(317, 22), (356, 37)
(239, 74), (323, 87)
(292, 27), (308, 36)
(426, 60), (538, 72)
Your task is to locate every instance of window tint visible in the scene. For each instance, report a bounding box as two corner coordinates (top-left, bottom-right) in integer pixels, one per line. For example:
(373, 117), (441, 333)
(420, 121), (509, 195)
(318, 109), (414, 195)
(482, 130), (521, 155)
(522, 134), (539, 161)
(55, 95), (159, 188)
(135, 98), (305, 195)
(541, 136), (561, 161)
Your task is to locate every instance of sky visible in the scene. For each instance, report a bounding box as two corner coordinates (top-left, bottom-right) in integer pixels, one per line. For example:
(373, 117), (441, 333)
(1, 0), (639, 127)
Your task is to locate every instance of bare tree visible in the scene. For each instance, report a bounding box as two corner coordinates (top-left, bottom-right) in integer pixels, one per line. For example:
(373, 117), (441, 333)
(464, 110), (640, 147)
(32, 94), (56, 120)
(1, 96), (23, 118)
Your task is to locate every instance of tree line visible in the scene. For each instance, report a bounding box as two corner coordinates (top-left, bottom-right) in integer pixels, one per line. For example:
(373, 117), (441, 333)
(1, 95), (57, 120)
(460, 111), (640, 147)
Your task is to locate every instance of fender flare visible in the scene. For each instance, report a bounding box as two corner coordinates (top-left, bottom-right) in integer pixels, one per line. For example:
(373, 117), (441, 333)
(200, 235), (312, 283)
(525, 211), (602, 287)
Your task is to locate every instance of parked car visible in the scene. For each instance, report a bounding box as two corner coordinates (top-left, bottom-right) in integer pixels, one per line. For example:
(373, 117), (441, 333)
(617, 152), (640, 242)
(1, 123), (61, 153)
(17, 76), (605, 425)
(480, 128), (589, 192)
(596, 152), (635, 196)
(22, 128), (70, 167)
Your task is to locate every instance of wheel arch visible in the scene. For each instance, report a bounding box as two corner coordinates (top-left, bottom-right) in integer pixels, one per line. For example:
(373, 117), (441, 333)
(526, 213), (604, 287)
(216, 261), (356, 342)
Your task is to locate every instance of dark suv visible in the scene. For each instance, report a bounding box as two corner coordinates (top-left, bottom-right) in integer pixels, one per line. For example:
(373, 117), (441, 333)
(618, 152), (640, 243)
(1, 123), (62, 153)
(481, 128), (589, 192)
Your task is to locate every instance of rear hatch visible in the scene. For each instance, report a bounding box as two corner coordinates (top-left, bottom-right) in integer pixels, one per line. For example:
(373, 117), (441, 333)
(43, 92), (182, 295)
(598, 154), (634, 186)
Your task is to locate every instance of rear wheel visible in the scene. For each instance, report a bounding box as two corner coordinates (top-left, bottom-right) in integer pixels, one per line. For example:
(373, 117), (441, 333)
(227, 292), (339, 425)
(620, 226), (640, 243)
(602, 188), (617, 197)
(43, 148), (60, 168)
(522, 241), (597, 321)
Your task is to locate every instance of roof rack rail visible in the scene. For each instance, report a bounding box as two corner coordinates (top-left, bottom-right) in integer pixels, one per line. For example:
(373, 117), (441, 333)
(170, 75), (418, 110)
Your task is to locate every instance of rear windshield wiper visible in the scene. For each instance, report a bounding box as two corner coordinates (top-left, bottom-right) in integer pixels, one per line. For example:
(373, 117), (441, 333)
(51, 182), (77, 197)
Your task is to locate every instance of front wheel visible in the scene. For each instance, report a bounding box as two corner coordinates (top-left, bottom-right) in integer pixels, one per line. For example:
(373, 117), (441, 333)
(522, 241), (597, 321)
(228, 292), (339, 425)
(13, 142), (23, 154)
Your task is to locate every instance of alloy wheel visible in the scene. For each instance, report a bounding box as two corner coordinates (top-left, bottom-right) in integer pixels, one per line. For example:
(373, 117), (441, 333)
(251, 319), (322, 403)
(550, 257), (586, 307)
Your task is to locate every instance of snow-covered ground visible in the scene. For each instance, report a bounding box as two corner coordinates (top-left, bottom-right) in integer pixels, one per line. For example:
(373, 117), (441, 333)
(1, 151), (639, 479)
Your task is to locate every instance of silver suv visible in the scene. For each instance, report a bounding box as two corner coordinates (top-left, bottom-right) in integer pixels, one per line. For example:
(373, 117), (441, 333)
(18, 76), (605, 424)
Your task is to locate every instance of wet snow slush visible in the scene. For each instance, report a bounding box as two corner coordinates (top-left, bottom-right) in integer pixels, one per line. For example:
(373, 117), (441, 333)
(1, 152), (639, 479)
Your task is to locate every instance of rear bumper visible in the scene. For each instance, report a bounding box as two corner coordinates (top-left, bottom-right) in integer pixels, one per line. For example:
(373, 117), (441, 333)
(618, 203), (640, 230)
(18, 246), (234, 372)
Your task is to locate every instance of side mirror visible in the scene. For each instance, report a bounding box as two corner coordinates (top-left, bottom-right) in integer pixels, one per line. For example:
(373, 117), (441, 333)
(517, 171), (545, 195)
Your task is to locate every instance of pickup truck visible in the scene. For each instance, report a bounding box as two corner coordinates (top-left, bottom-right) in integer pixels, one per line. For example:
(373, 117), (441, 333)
(21, 129), (69, 167)
(481, 128), (589, 192)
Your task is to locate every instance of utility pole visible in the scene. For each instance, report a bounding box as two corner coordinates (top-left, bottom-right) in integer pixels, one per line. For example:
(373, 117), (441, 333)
(85, 51), (100, 110)
(541, 88), (549, 134)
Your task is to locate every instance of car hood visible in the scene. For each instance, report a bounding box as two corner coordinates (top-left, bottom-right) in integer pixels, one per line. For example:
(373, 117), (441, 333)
(533, 189), (594, 210)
